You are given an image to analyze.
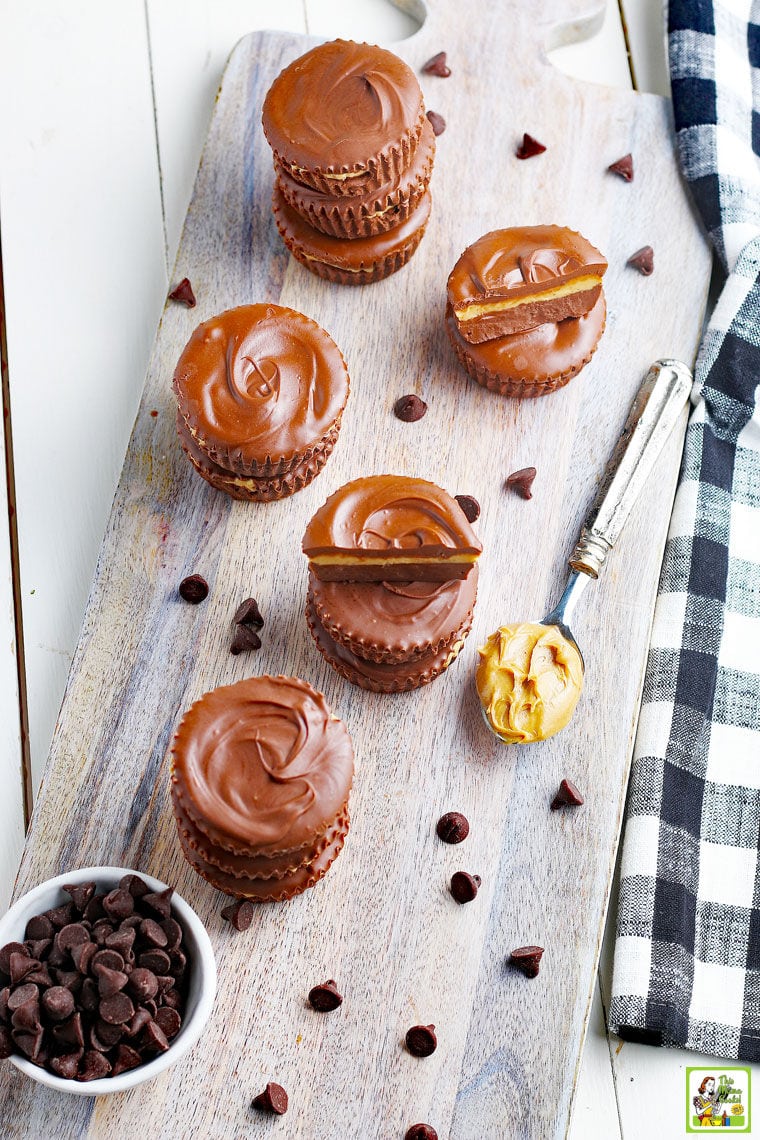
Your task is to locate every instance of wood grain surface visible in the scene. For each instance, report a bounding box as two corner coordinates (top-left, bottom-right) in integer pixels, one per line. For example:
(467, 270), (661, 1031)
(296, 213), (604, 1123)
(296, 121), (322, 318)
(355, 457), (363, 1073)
(0, 2), (710, 1136)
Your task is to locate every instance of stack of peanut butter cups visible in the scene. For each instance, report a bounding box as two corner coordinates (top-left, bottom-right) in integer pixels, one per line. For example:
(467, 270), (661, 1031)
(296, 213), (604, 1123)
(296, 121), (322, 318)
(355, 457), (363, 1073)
(262, 39), (435, 285)
(171, 676), (354, 902)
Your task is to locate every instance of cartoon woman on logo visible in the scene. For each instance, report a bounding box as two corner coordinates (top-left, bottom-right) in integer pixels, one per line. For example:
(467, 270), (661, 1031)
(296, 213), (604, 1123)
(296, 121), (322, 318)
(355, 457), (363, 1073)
(693, 1076), (719, 1126)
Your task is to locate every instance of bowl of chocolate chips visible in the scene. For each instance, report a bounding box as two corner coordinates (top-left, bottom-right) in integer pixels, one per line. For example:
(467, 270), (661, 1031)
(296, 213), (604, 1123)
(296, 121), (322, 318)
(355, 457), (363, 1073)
(0, 866), (216, 1094)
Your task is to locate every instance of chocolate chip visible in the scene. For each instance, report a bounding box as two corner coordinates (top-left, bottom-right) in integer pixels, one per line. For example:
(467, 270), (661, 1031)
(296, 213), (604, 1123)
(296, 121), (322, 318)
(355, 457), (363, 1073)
(230, 625), (262, 655)
(139, 918), (168, 949)
(93, 1018), (124, 1048)
(50, 1051), (81, 1079)
(0, 1026), (12, 1060)
(102, 889), (134, 921)
(7, 984), (39, 1012)
(436, 811), (469, 844)
(77, 1050), (111, 1081)
(9, 953), (40, 984)
(454, 494), (480, 522)
(41, 986), (75, 1022)
(308, 980), (343, 1012)
(142, 889), (173, 920)
(550, 778), (584, 810)
(233, 598), (264, 629)
(161, 918), (183, 950)
(394, 394), (427, 422)
(91, 921), (115, 946)
(119, 874), (150, 899)
(516, 132), (546, 159)
(154, 1006), (181, 1040)
(92, 949), (124, 973)
(111, 1043), (142, 1075)
(0, 986), (9, 1022)
(11, 998), (41, 1033)
(83, 895), (106, 923)
(608, 153), (634, 181)
(450, 872), (481, 904)
(161, 987), (182, 1010)
(25, 967), (53, 988)
(46, 903), (75, 930)
(505, 466), (536, 500)
(221, 899), (254, 932)
(25, 915), (54, 941)
(79, 978), (100, 1013)
(138, 949), (171, 975)
(155, 975), (176, 997)
(25, 939), (52, 961)
(62, 882), (96, 913)
(99, 992), (134, 1025)
(0, 942), (28, 976)
(627, 245), (654, 275)
(426, 110), (446, 136)
(127, 968), (158, 1003)
(178, 574), (208, 604)
(405, 1024), (437, 1057)
(168, 947), (186, 977)
(52, 1011), (84, 1050)
(105, 927), (136, 958)
(95, 966), (129, 998)
(252, 1082), (288, 1115)
(168, 277), (196, 307)
(56, 923), (91, 954)
(141, 1019), (170, 1054)
(509, 945), (544, 978)
(13, 1027), (44, 1060)
(125, 1007), (152, 1039)
(53, 969), (83, 994)
(422, 51), (451, 77)
(405, 1126), (438, 1140)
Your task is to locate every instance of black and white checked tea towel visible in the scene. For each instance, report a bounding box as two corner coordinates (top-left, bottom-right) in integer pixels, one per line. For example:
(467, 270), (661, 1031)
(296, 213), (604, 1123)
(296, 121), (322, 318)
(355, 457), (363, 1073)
(609, 0), (760, 1059)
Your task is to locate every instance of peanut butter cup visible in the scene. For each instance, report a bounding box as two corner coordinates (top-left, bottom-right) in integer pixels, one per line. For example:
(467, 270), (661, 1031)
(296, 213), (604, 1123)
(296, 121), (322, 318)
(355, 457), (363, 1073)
(171, 676), (354, 901)
(262, 40), (425, 196)
(302, 475), (482, 583)
(173, 304), (349, 487)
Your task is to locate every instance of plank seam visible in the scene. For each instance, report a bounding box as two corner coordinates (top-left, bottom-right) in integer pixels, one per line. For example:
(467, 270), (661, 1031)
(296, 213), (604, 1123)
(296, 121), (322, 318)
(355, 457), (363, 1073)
(0, 218), (33, 828)
(617, 0), (639, 91)
(144, 0), (170, 277)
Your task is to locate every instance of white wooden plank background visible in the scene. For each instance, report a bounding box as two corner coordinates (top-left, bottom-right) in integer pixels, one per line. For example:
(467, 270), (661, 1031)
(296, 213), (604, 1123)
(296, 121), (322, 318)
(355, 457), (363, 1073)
(0, 3), (752, 1137)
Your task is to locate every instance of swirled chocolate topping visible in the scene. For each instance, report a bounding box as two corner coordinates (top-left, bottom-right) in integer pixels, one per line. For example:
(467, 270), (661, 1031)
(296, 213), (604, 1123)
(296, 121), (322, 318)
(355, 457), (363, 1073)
(302, 475), (482, 582)
(172, 304), (349, 469)
(262, 40), (424, 175)
(171, 676), (354, 852)
(448, 226), (607, 342)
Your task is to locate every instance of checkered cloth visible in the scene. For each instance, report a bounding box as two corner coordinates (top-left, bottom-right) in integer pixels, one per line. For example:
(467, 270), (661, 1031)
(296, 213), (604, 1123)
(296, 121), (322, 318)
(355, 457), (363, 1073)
(609, 0), (760, 1059)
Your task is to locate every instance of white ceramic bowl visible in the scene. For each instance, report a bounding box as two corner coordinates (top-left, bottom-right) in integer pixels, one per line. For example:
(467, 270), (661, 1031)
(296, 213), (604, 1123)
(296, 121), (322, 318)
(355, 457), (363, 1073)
(0, 866), (216, 1095)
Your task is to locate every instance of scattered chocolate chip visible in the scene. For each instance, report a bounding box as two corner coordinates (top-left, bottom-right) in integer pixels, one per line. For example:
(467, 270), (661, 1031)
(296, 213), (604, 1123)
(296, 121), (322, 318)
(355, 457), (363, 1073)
(550, 778), (585, 810)
(308, 980), (343, 1012)
(41, 987), (75, 1022)
(178, 574), (208, 604)
(505, 466), (537, 500)
(77, 1050), (111, 1081)
(426, 110), (446, 136)
(154, 1006), (181, 1039)
(516, 132), (546, 159)
(233, 597), (264, 629)
(168, 277), (196, 307)
(230, 625), (262, 655)
(454, 494), (480, 522)
(394, 394), (427, 422)
(436, 811), (469, 844)
(62, 882), (96, 913)
(608, 153), (633, 181)
(25, 915), (54, 941)
(405, 1024), (437, 1057)
(422, 51), (451, 77)
(221, 899), (254, 932)
(253, 1082), (289, 1115)
(450, 872), (481, 904)
(509, 945), (544, 978)
(627, 245), (654, 275)
(111, 1043), (142, 1076)
(405, 1128), (438, 1140)
(50, 1051), (81, 1079)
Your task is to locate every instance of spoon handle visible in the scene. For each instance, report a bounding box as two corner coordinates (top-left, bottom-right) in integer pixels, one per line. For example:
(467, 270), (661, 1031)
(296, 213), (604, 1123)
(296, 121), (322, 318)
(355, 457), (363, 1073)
(569, 358), (693, 578)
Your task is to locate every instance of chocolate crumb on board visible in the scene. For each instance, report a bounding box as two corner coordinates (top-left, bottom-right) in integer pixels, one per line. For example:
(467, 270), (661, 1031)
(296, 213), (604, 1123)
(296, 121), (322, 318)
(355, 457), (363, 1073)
(505, 467), (537, 500)
(405, 1024), (437, 1056)
(252, 1081), (289, 1115)
(608, 153), (634, 181)
(450, 872), (481, 903)
(220, 899), (254, 931)
(509, 945), (544, 978)
(308, 980), (343, 1012)
(230, 625), (262, 655)
(233, 597), (264, 629)
(405, 1127), (438, 1140)
(394, 394), (428, 422)
(436, 812), (469, 844)
(422, 51), (451, 77)
(516, 132), (546, 159)
(168, 277), (196, 307)
(178, 575), (208, 604)
(454, 494), (480, 522)
(426, 110), (446, 136)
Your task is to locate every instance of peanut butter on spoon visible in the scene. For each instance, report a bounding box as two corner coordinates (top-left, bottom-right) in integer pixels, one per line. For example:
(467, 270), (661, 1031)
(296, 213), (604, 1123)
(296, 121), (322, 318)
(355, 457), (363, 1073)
(477, 360), (694, 745)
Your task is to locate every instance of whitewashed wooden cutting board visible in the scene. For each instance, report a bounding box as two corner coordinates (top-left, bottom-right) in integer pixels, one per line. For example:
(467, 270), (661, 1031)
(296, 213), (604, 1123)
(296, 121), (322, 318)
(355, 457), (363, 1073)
(0, 1), (710, 1136)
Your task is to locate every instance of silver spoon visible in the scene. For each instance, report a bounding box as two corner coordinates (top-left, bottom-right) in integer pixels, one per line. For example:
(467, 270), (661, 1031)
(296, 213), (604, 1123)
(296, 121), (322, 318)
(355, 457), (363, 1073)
(478, 358), (694, 744)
